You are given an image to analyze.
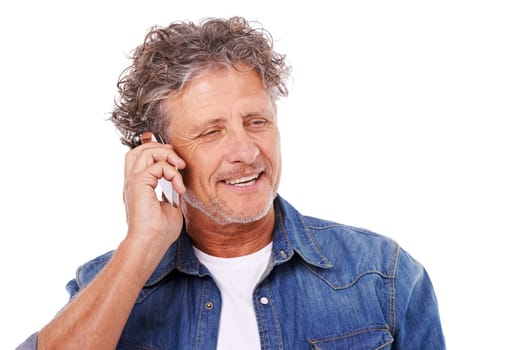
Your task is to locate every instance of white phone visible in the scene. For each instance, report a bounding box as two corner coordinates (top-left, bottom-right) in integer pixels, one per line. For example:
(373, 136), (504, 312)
(137, 131), (180, 207)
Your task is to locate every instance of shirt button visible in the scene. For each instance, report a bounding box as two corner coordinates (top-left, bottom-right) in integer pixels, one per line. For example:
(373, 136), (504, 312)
(280, 250), (287, 259)
(259, 297), (269, 305)
(205, 302), (214, 310)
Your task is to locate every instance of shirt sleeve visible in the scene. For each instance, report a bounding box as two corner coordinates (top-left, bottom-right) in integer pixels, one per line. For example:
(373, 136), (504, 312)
(15, 278), (80, 350)
(393, 248), (446, 349)
(15, 332), (38, 350)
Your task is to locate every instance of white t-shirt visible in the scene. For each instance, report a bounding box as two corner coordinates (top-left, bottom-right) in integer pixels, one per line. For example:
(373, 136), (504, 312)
(193, 243), (272, 350)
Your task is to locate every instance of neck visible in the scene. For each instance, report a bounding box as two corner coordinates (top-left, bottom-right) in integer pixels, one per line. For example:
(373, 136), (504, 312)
(184, 207), (275, 258)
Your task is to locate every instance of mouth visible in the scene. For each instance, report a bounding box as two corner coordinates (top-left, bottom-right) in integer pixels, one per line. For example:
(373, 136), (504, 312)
(223, 172), (262, 187)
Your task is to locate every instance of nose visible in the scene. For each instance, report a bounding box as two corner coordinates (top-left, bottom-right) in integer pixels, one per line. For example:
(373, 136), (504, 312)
(225, 128), (260, 165)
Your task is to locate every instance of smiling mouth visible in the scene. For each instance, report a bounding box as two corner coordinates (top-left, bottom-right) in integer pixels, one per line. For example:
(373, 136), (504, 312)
(224, 173), (261, 187)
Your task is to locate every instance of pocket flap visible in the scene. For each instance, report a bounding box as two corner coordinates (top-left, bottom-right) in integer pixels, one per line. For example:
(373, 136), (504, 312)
(308, 325), (393, 349)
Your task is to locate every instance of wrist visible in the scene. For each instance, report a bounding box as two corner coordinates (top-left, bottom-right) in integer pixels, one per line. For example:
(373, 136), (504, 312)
(114, 236), (169, 281)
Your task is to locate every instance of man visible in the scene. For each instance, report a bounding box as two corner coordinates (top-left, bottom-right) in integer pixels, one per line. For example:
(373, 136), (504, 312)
(18, 16), (445, 349)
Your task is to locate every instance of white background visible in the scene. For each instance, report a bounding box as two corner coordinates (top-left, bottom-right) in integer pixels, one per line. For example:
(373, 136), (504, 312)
(1, 1), (520, 348)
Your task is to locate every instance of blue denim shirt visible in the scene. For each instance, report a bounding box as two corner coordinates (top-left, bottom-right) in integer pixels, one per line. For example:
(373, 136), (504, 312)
(18, 196), (445, 349)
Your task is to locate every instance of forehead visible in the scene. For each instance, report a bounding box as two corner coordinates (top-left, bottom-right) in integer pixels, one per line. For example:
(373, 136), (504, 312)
(164, 68), (274, 127)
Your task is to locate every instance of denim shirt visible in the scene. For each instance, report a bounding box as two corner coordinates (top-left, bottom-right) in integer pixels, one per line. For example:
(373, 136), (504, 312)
(18, 196), (445, 349)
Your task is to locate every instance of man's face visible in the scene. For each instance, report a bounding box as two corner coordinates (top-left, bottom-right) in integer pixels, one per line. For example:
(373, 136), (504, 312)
(165, 68), (281, 225)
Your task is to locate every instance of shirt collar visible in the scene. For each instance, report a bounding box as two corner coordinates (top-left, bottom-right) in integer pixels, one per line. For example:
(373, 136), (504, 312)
(271, 196), (333, 268)
(143, 195), (332, 287)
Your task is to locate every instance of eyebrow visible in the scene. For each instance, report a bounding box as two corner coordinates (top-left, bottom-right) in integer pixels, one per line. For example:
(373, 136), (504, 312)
(193, 110), (274, 129)
(188, 117), (227, 135)
(243, 110), (275, 118)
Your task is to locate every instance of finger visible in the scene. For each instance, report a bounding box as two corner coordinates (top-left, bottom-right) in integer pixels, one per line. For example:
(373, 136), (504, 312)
(160, 161), (187, 195)
(124, 143), (170, 176)
(125, 143), (185, 178)
(137, 160), (186, 195)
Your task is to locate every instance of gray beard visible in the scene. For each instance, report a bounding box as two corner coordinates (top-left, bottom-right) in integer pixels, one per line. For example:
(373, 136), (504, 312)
(181, 187), (275, 226)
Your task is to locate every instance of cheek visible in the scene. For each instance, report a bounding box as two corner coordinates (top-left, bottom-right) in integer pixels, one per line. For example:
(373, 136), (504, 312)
(181, 149), (219, 189)
(174, 141), (203, 177)
(265, 134), (282, 167)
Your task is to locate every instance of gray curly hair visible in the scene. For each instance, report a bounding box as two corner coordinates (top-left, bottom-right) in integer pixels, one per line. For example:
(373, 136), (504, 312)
(110, 16), (291, 147)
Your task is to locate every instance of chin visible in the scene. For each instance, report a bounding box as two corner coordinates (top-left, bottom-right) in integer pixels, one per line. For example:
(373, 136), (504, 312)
(183, 188), (275, 225)
(223, 202), (274, 224)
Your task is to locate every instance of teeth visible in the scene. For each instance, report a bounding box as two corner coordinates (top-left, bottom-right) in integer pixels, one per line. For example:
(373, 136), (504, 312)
(225, 173), (259, 185)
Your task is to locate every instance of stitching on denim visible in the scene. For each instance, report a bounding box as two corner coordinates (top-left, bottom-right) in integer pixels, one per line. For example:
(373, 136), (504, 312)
(274, 203), (292, 255)
(298, 213), (333, 266)
(306, 222), (379, 236)
(303, 263), (393, 290)
(376, 337), (394, 350)
(136, 285), (160, 303)
(194, 280), (206, 350)
(143, 260), (177, 287)
(388, 243), (400, 336)
(254, 284), (268, 350)
(308, 324), (392, 345)
(255, 279), (272, 350)
(275, 203), (331, 267)
(306, 223), (345, 230)
(264, 282), (284, 349)
(306, 222), (394, 255)
(119, 338), (159, 350)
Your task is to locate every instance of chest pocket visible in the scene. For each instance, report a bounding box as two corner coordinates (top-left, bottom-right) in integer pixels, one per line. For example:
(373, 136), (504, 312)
(308, 325), (393, 350)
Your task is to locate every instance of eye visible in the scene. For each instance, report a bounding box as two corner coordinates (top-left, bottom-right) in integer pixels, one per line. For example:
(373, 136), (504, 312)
(202, 128), (219, 136)
(197, 126), (224, 141)
(247, 118), (268, 128)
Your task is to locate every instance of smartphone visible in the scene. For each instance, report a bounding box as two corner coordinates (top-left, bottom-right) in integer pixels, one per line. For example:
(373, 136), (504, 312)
(137, 131), (180, 207)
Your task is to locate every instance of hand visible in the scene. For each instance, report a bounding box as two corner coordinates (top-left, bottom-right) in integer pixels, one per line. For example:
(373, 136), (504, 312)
(123, 142), (186, 253)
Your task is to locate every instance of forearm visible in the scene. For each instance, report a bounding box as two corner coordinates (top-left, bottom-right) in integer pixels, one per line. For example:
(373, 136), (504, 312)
(36, 141), (185, 350)
(37, 237), (167, 350)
